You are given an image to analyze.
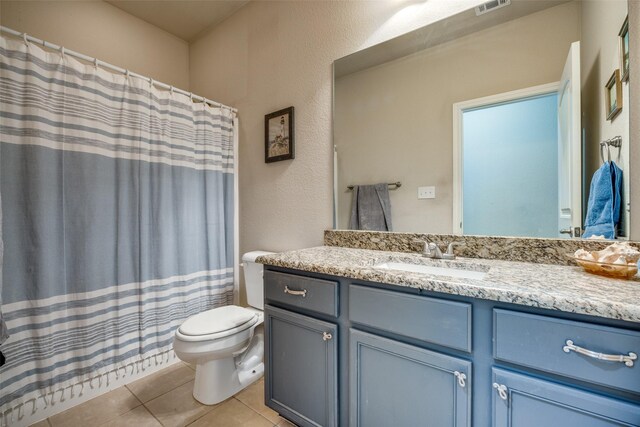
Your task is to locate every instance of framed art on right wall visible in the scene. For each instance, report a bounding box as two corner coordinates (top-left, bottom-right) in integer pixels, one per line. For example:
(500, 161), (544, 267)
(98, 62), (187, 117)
(605, 69), (623, 121)
(619, 15), (629, 82)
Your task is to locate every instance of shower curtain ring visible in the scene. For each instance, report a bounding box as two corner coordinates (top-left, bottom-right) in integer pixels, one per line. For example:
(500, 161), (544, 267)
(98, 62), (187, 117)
(169, 85), (174, 95)
(60, 46), (65, 60)
(149, 78), (154, 87)
(23, 32), (29, 46)
(94, 58), (99, 69)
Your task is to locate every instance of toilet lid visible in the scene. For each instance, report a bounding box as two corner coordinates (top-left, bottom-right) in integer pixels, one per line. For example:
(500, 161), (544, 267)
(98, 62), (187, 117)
(179, 305), (258, 337)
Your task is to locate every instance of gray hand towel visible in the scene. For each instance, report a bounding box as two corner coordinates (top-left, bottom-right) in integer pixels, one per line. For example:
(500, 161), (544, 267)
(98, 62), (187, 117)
(349, 183), (393, 231)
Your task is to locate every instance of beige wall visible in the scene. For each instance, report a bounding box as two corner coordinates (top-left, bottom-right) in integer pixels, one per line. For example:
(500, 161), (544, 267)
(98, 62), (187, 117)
(0, 1), (190, 89)
(188, 0), (486, 304)
(581, 0), (630, 237)
(630, 0), (639, 239)
(335, 2), (581, 232)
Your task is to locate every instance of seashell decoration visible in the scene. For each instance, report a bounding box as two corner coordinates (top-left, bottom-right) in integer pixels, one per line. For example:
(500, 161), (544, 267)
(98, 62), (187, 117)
(572, 242), (640, 279)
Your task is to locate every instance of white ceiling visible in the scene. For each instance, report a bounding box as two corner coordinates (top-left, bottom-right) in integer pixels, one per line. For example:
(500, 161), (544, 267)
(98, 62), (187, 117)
(105, 0), (250, 42)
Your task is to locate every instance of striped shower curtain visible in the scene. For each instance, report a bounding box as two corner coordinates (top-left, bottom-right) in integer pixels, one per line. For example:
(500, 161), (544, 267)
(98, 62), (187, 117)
(0, 35), (235, 422)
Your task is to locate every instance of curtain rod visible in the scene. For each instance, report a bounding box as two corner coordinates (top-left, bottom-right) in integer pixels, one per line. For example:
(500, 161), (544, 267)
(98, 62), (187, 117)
(0, 26), (238, 114)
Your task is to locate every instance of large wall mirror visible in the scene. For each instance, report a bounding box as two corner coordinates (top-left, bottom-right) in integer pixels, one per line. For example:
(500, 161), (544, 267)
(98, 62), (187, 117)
(333, 0), (633, 240)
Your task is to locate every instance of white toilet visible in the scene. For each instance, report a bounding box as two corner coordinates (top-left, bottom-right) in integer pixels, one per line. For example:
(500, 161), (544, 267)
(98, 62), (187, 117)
(173, 251), (273, 405)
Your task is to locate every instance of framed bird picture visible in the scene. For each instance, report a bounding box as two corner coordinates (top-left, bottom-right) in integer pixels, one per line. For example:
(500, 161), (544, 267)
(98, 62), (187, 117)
(265, 106), (295, 163)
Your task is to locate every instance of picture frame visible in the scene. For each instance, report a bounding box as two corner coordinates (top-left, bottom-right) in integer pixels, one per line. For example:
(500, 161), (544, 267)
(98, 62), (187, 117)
(605, 69), (622, 121)
(265, 106), (295, 163)
(619, 15), (629, 82)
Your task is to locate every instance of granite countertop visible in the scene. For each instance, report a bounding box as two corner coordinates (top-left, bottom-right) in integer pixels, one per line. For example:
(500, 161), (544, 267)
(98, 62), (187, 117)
(256, 246), (640, 324)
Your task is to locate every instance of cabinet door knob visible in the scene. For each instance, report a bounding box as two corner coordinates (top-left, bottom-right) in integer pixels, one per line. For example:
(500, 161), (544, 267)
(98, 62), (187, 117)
(322, 332), (332, 341)
(492, 382), (508, 401)
(284, 285), (307, 297)
(453, 371), (466, 388)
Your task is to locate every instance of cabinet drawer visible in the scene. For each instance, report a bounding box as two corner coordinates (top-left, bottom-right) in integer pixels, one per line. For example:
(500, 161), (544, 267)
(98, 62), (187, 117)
(265, 271), (338, 317)
(349, 284), (472, 352)
(493, 309), (640, 394)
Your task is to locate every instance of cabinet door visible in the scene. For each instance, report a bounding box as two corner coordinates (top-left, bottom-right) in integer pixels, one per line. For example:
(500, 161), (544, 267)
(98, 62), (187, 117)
(350, 329), (471, 427)
(492, 368), (640, 427)
(265, 305), (338, 427)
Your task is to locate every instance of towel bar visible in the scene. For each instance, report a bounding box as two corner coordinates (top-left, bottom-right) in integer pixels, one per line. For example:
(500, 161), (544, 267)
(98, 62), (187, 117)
(347, 182), (402, 191)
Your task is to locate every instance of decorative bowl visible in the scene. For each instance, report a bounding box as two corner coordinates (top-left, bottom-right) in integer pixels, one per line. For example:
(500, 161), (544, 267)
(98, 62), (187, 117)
(566, 254), (638, 279)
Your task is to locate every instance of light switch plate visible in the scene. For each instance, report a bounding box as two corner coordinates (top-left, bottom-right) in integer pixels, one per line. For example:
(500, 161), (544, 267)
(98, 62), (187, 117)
(418, 186), (436, 199)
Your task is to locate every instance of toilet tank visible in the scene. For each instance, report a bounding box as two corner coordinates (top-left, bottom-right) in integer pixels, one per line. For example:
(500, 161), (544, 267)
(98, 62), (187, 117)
(242, 251), (274, 310)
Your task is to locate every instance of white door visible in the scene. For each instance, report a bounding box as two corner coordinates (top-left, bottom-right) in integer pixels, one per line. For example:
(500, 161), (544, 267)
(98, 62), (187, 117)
(557, 41), (582, 238)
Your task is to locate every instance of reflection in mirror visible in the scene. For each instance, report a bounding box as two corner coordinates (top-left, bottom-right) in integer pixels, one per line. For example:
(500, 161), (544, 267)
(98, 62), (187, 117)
(334, 0), (631, 240)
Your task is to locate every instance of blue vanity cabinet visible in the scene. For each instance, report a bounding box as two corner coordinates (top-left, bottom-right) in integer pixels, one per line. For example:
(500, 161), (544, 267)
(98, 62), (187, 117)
(491, 368), (640, 426)
(264, 305), (338, 427)
(350, 329), (471, 427)
(263, 266), (640, 427)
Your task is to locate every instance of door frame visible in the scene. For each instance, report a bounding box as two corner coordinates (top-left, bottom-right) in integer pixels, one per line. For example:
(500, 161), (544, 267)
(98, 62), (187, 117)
(451, 82), (560, 235)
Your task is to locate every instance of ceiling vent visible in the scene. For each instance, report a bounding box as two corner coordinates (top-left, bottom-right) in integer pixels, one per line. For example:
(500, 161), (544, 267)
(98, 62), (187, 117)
(475, 0), (511, 16)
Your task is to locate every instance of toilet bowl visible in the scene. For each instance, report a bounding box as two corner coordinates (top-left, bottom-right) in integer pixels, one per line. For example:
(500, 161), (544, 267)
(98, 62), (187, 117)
(172, 251), (273, 405)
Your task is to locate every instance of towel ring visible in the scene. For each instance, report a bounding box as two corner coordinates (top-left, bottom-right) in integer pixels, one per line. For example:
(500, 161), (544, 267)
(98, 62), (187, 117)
(600, 142), (610, 164)
(600, 136), (622, 164)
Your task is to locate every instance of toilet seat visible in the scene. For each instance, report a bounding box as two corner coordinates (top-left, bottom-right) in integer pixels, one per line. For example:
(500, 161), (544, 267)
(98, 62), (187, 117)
(177, 305), (259, 342)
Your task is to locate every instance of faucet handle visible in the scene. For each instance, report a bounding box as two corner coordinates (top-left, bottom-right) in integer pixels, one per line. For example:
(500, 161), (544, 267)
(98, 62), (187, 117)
(443, 242), (465, 259)
(412, 239), (431, 257)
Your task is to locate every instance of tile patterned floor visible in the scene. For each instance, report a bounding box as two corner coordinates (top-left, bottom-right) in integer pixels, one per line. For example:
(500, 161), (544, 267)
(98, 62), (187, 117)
(32, 363), (297, 427)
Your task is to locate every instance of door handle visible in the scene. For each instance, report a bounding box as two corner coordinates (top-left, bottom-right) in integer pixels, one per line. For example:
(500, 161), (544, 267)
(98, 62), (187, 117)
(559, 228), (573, 236)
(563, 339), (637, 367)
(493, 383), (508, 401)
(453, 371), (466, 387)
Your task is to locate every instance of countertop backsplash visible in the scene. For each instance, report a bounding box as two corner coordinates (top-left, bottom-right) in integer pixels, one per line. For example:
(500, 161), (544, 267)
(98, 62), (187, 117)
(324, 230), (640, 266)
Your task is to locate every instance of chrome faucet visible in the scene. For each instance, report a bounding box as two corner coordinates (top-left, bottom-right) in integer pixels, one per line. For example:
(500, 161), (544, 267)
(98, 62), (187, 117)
(414, 240), (464, 259)
(413, 240), (443, 258)
(428, 242), (443, 259)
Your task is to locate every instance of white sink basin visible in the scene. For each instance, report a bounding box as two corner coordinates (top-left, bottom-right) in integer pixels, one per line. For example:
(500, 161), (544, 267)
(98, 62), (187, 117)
(373, 262), (487, 280)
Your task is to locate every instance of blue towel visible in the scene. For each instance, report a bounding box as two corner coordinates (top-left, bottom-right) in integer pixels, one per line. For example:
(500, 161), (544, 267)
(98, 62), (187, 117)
(582, 161), (622, 239)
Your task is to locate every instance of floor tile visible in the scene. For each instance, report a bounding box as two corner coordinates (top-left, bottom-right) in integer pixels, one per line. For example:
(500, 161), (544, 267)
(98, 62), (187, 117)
(127, 362), (195, 403)
(49, 387), (141, 427)
(29, 420), (51, 427)
(101, 405), (162, 427)
(234, 379), (279, 424)
(276, 417), (298, 427)
(144, 380), (214, 427)
(187, 398), (272, 427)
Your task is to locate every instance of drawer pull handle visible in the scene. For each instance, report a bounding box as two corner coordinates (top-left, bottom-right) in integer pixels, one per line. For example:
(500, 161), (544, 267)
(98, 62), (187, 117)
(453, 371), (466, 388)
(322, 332), (332, 341)
(493, 383), (508, 401)
(563, 339), (637, 367)
(284, 286), (307, 297)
